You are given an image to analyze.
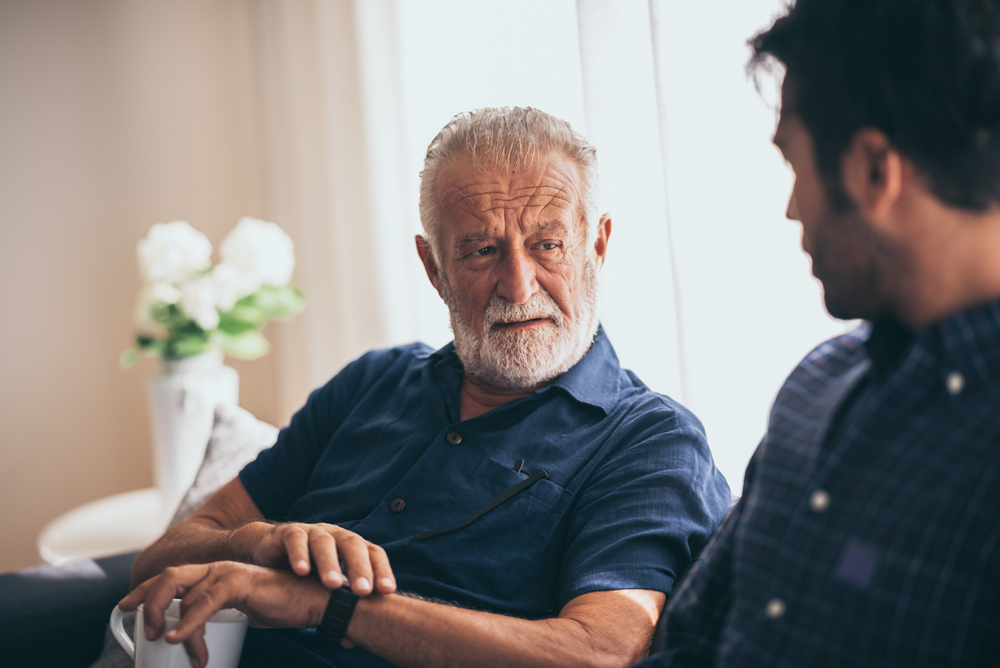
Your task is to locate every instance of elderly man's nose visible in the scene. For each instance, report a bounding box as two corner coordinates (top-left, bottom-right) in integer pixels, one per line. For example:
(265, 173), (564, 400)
(496, 250), (538, 305)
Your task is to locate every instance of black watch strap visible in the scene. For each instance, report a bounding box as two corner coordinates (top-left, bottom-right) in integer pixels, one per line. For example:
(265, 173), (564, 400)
(316, 585), (359, 643)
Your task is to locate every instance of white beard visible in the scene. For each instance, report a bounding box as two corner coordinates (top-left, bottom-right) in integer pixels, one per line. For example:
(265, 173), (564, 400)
(441, 259), (600, 390)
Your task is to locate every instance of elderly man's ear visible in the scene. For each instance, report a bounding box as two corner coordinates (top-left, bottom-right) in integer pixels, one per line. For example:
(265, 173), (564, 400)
(594, 213), (612, 269)
(415, 235), (444, 298)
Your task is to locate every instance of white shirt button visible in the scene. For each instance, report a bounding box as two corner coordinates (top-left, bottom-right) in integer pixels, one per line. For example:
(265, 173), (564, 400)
(946, 371), (965, 396)
(809, 489), (830, 512)
(765, 598), (786, 619)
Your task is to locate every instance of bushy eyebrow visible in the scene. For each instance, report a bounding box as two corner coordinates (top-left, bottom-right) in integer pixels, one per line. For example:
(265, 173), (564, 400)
(454, 233), (491, 255)
(533, 222), (570, 236)
(452, 222), (572, 256)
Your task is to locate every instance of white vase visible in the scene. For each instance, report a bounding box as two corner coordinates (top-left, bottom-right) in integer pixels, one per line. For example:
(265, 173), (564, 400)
(146, 349), (239, 523)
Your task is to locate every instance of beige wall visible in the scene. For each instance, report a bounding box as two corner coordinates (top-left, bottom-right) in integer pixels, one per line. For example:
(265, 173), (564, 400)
(0, 0), (286, 572)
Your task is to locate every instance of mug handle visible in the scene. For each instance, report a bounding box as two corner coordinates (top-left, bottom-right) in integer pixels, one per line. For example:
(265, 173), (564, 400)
(110, 605), (136, 659)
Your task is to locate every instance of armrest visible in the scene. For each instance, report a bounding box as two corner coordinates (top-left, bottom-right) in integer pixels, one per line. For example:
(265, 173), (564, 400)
(0, 551), (137, 668)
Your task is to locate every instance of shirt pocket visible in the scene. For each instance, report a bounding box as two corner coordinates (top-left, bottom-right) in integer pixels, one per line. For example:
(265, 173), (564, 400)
(406, 458), (572, 601)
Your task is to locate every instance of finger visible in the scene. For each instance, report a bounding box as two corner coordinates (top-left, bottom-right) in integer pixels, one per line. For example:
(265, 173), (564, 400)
(118, 577), (157, 612)
(167, 580), (231, 645)
(336, 531), (374, 595)
(283, 525), (312, 575)
(308, 529), (344, 588)
(176, 576), (215, 637)
(142, 566), (203, 640)
(367, 543), (396, 593)
(182, 623), (209, 668)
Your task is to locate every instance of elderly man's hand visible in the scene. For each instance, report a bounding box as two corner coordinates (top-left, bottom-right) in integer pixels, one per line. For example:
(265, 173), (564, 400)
(120, 561), (332, 668)
(246, 522), (396, 596)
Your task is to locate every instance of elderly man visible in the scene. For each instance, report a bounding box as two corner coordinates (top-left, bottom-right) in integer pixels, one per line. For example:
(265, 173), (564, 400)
(639, 1), (1000, 666)
(122, 107), (731, 668)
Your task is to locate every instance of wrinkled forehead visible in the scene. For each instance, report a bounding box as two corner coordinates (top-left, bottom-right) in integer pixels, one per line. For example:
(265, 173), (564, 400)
(433, 152), (585, 232)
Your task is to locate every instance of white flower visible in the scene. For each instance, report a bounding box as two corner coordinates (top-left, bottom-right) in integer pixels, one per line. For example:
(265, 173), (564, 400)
(210, 263), (246, 312)
(149, 282), (180, 304)
(220, 217), (295, 292)
(180, 275), (221, 331)
(138, 221), (213, 284)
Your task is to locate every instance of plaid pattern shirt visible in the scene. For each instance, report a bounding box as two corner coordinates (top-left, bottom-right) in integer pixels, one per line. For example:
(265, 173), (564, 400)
(639, 299), (1000, 667)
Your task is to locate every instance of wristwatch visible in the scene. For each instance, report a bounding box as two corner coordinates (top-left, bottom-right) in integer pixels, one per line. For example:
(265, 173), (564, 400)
(316, 585), (359, 643)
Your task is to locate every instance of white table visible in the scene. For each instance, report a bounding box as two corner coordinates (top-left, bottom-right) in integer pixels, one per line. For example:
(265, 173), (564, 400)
(37, 488), (169, 566)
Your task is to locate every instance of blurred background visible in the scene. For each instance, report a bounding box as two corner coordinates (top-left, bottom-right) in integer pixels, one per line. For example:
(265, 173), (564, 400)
(0, 0), (847, 573)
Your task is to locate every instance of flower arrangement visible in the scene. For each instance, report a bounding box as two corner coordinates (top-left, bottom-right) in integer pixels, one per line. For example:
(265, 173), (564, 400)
(121, 218), (305, 366)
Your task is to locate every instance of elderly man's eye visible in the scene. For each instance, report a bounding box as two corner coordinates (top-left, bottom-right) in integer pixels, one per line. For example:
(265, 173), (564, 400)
(469, 246), (496, 257)
(537, 241), (560, 251)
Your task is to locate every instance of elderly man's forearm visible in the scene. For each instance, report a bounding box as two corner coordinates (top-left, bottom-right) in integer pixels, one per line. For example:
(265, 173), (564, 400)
(345, 589), (663, 668)
(129, 518), (272, 588)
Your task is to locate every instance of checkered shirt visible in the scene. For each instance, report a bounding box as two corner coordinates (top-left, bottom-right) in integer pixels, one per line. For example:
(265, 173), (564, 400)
(639, 299), (1000, 667)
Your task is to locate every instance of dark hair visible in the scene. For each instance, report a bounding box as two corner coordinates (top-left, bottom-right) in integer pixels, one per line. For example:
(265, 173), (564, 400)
(750, 0), (1000, 212)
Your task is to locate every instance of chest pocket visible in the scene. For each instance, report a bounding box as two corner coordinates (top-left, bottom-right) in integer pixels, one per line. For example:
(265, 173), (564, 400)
(406, 458), (572, 601)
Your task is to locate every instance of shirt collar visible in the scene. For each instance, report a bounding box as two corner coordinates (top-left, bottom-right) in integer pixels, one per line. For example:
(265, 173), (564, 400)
(931, 297), (1000, 392)
(429, 324), (622, 416)
(864, 317), (913, 380)
(866, 297), (1000, 392)
(545, 325), (622, 415)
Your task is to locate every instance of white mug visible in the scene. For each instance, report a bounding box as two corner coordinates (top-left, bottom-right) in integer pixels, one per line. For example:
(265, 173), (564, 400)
(110, 599), (248, 668)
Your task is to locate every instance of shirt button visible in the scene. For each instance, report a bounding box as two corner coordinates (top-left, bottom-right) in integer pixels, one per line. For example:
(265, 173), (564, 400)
(809, 489), (830, 512)
(446, 431), (462, 445)
(946, 371), (965, 396)
(765, 598), (786, 619)
(389, 498), (406, 513)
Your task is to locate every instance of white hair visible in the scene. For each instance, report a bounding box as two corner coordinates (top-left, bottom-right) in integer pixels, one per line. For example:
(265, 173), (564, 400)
(418, 107), (600, 259)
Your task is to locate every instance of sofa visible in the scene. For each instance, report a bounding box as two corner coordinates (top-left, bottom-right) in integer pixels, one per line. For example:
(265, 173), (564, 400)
(0, 405), (278, 668)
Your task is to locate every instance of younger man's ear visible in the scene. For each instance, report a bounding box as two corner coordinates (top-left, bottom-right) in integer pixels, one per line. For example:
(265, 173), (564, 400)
(841, 128), (903, 223)
(415, 235), (444, 298)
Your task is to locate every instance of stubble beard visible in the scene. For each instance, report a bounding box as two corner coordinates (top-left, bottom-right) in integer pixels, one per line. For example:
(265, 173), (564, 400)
(441, 260), (601, 390)
(812, 207), (912, 321)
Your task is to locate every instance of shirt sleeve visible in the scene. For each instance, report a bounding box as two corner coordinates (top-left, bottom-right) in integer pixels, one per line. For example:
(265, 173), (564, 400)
(557, 401), (732, 607)
(238, 348), (398, 520)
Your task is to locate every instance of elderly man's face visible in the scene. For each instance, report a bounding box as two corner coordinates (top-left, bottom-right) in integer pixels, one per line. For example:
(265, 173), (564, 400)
(418, 152), (610, 389)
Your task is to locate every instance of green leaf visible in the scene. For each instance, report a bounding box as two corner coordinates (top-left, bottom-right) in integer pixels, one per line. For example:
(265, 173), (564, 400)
(253, 284), (306, 319)
(137, 337), (167, 357)
(218, 305), (266, 334)
(221, 330), (270, 360)
(150, 302), (173, 323)
(120, 349), (139, 368)
(171, 335), (210, 359)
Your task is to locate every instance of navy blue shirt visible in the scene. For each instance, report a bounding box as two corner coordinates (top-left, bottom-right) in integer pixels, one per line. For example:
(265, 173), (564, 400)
(642, 300), (1000, 668)
(239, 327), (731, 668)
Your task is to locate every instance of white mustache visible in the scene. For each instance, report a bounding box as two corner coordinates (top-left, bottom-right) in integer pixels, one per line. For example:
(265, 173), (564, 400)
(482, 292), (564, 331)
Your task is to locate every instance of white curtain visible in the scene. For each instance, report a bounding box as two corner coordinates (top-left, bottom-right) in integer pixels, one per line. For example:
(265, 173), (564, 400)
(580, 0), (847, 491)
(249, 0), (423, 418)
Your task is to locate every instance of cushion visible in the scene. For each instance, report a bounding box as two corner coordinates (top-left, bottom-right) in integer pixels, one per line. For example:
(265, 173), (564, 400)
(90, 405), (277, 668)
(90, 611), (135, 668)
(169, 403), (278, 526)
